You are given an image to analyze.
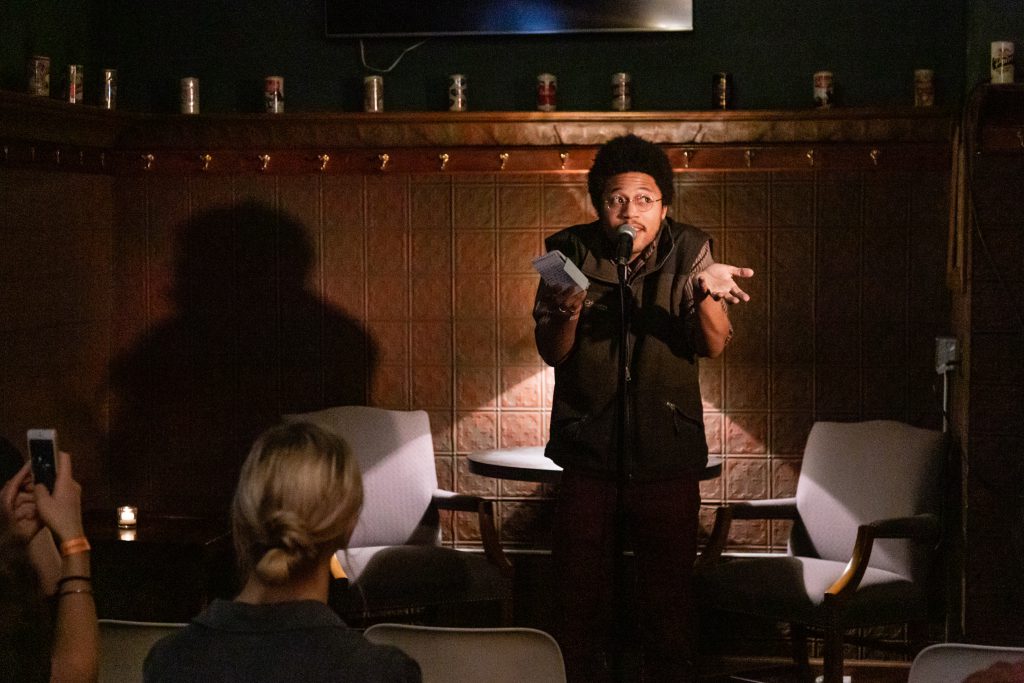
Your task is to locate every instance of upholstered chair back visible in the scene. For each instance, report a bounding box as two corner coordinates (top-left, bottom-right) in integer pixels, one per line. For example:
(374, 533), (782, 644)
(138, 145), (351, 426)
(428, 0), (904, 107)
(286, 406), (439, 548)
(791, 420), (945, 581)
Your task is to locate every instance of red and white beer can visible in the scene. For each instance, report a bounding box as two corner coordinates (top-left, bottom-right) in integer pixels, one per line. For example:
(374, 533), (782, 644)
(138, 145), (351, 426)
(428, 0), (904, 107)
(537, 73), (557, 112)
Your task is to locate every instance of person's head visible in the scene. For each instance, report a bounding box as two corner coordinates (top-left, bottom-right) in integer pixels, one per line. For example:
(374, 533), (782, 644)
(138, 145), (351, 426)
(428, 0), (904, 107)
(231, 421), (363, 585)
(587, 134), (674, 259)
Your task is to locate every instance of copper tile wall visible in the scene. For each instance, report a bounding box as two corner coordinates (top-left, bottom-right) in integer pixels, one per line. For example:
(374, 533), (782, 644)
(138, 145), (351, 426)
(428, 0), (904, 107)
(91, 167), (949, 545)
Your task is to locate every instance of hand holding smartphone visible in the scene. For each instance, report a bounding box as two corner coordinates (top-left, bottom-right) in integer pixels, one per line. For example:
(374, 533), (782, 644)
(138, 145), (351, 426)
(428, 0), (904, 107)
(27, 428), (58, 492)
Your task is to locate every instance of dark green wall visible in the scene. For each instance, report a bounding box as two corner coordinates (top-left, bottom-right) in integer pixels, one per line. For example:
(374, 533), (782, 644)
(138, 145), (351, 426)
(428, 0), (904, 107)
(1, 0), (95, 95)
(4, 1), (1018, 115)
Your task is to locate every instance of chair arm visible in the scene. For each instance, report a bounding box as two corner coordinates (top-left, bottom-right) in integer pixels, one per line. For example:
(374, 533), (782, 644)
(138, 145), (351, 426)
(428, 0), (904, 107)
(696, 498), (799, 569)
(869, 512), (940, 542)
(730, 497), (800, 520)
(432, 490), (513, 577)
(432, 490), (484, 513)
(825, 513), (941, 601)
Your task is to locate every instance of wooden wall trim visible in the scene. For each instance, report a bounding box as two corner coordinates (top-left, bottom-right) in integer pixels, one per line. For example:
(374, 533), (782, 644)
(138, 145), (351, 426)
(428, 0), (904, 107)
(0, 90), (953, 175)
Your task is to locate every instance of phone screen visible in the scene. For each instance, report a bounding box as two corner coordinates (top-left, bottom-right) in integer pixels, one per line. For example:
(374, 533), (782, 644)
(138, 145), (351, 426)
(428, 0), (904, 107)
(28, 436), (57, 492)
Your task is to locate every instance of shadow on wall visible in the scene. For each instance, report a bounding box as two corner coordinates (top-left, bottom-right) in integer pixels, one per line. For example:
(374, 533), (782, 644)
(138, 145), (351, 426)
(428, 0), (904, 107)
(106, 201), (378, 517)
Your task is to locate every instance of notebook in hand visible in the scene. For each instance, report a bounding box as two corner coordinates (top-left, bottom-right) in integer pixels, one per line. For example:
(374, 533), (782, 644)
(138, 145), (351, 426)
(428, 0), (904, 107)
(531, 250), (589, 291)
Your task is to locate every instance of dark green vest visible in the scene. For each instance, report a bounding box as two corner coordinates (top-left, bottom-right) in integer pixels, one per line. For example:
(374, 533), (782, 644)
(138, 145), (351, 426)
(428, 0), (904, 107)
(544, 218), (711, 481)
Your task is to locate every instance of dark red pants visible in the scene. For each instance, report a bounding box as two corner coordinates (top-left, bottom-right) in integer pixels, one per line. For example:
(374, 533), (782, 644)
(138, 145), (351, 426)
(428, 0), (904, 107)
(551, 470), (701, 683)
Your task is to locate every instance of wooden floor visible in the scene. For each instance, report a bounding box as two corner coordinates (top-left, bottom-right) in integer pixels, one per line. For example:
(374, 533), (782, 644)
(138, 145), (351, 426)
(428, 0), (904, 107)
(700, 658), (910, 682)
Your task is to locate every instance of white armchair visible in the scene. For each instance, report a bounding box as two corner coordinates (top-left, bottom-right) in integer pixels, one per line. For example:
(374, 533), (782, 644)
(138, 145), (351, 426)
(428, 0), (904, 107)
(285, 406), (513, 624)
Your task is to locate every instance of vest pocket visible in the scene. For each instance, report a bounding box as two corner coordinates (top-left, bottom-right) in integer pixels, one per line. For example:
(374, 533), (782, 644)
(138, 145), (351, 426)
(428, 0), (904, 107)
(665, 400), (702, 435)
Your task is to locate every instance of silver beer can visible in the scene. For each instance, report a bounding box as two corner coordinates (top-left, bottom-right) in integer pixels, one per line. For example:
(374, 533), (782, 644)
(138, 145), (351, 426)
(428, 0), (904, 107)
(813, 70), (834, 108)
(611, 72), (631, 111)
(181, 77), (199, 114)
(364, 75), (383, 112)
(67, 65), (84, 104)
(28, 55), (50, 96)
(102, 69), (117, 110)
(448, 74), (467, 112)
(913, 69), (934, 107)
(264, 75), (284, 113)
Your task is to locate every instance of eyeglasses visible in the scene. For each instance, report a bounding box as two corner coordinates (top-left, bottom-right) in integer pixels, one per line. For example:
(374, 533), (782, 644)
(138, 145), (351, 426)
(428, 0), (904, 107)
(603, 194), (663, 212)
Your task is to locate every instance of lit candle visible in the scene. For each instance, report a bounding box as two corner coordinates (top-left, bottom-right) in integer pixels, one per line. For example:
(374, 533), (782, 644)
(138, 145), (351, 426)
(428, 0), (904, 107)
(117, 505), (138, 528)
(118, 528), (136, 541)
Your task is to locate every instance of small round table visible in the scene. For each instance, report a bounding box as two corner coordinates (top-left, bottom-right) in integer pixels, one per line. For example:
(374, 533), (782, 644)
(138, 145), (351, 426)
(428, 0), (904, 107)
(467, 446), (722, 484)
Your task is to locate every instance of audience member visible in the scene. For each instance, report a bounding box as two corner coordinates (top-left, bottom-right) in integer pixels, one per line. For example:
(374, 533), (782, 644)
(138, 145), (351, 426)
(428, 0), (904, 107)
(0, 452), (98, 683)
(144, 421), (421, 682)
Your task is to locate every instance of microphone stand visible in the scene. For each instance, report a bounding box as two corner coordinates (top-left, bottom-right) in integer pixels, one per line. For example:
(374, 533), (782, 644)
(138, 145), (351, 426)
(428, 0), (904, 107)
(611, 259), (631, 682)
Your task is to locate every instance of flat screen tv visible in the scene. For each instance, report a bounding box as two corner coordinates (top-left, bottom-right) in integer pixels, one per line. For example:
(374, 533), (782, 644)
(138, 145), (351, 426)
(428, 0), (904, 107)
(325, 0), (693, 38)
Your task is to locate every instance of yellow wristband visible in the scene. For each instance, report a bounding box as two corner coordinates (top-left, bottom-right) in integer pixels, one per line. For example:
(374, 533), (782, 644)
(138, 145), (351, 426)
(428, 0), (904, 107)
(59, 537), (91, 557)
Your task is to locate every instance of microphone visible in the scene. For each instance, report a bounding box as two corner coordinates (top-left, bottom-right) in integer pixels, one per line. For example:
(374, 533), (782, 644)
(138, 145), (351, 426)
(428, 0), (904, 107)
(614, 224), (636, 266)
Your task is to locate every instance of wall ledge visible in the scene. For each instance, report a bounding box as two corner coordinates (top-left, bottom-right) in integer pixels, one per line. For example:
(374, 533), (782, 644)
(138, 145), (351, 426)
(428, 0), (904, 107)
(1, 89), (952, 150)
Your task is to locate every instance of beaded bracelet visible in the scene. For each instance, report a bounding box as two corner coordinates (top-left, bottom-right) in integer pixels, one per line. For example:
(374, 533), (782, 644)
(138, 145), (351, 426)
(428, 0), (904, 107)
(59, 537), (91, 557)
(57, 588), (93, 598)
(56, 575), (92, 588)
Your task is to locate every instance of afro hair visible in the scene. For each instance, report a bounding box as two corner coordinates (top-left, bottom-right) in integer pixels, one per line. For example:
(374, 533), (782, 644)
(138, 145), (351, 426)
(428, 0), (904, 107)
(587, 134), (674, 213)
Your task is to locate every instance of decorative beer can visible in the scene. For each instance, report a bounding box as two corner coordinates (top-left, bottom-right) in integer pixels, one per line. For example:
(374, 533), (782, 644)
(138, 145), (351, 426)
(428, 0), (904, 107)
(264, 76), (284, 113)
(712, 72), (733, 110)
(813, 70), (834, 108)
(991, 41), (1015, 84)
(102, 69), (117, 110)
(364, 75), (383, 112)
(27, 55), (50, 96)
(611, 72), (631, 111)
(913, 69), (934, 107)
(180, 77), (199, 114)
(537, 73), (557, 112)
(448, 73), (467, 112)
(67, 65), (84, 104)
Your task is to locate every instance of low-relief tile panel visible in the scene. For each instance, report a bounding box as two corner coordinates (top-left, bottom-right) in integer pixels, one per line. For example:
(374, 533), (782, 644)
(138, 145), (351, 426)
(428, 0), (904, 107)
(410, 321), (452, 365)
(411, 230), (452, 275)
(500, 366), (544, 408)
(455, 410), (498, 453)
(411, 275), (453, 320)
(498, 231), (542, 273)
(676, 183), (723, 228)
(453, 185), (495, 228)
(499, 410), (544, 448)
(454, 321), (496, 365)
(412, 365), (453, 409)
(725, 413), (768, 455)
(498, 185), (542, 228)
(455, 366), (498, 409)
(454, 232), (496, 273)
(454, 274), (496, 319)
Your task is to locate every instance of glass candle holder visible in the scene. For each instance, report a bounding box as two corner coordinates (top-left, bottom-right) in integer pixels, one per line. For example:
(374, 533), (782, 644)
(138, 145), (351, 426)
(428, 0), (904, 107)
(117, 528), (137, 541)
(117, 505), (138, 528)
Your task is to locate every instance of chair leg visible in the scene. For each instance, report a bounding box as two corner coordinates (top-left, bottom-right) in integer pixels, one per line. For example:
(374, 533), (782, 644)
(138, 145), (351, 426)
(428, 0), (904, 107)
(822, 625), (844, 683)
(789, 623), (812, 681)
(907, 620), (929, 657)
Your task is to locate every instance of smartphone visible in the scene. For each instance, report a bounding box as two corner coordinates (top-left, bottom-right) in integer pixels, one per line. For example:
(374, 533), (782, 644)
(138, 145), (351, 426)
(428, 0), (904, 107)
(27, 428), (58, 492)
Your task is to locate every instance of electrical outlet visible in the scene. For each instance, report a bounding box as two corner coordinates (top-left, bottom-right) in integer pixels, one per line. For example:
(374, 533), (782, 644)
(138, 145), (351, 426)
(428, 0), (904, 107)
(935, 336), (958, 373)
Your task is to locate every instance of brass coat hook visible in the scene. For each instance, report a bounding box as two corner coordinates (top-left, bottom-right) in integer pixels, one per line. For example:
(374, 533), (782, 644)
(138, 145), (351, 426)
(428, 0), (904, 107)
(378, 153), (390, 171)
(869, 148), (880, 166)
(141, 153), (155, 171)
(499, 152), (509, 170)
(318, 154), (330, 172)
(744, 149), (754, 168)
(806, 150), (815, 167)
(258, 154), (271, 172)
(682, 150), (692, 168)
(54, 149), (61, 165)
(439, 153), (450, 170)
(1017, 129), (1023, 149)
(199, 153), (212, 171)
(559, 152), (569, 169)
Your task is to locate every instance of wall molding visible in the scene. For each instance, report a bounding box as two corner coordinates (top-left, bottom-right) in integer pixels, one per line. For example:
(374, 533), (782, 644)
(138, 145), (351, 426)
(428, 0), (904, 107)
(1, 89), (953, 175)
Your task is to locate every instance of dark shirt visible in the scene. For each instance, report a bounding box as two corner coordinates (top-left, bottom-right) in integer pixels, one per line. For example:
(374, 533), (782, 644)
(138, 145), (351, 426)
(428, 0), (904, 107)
(143, 599), (421, 683)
